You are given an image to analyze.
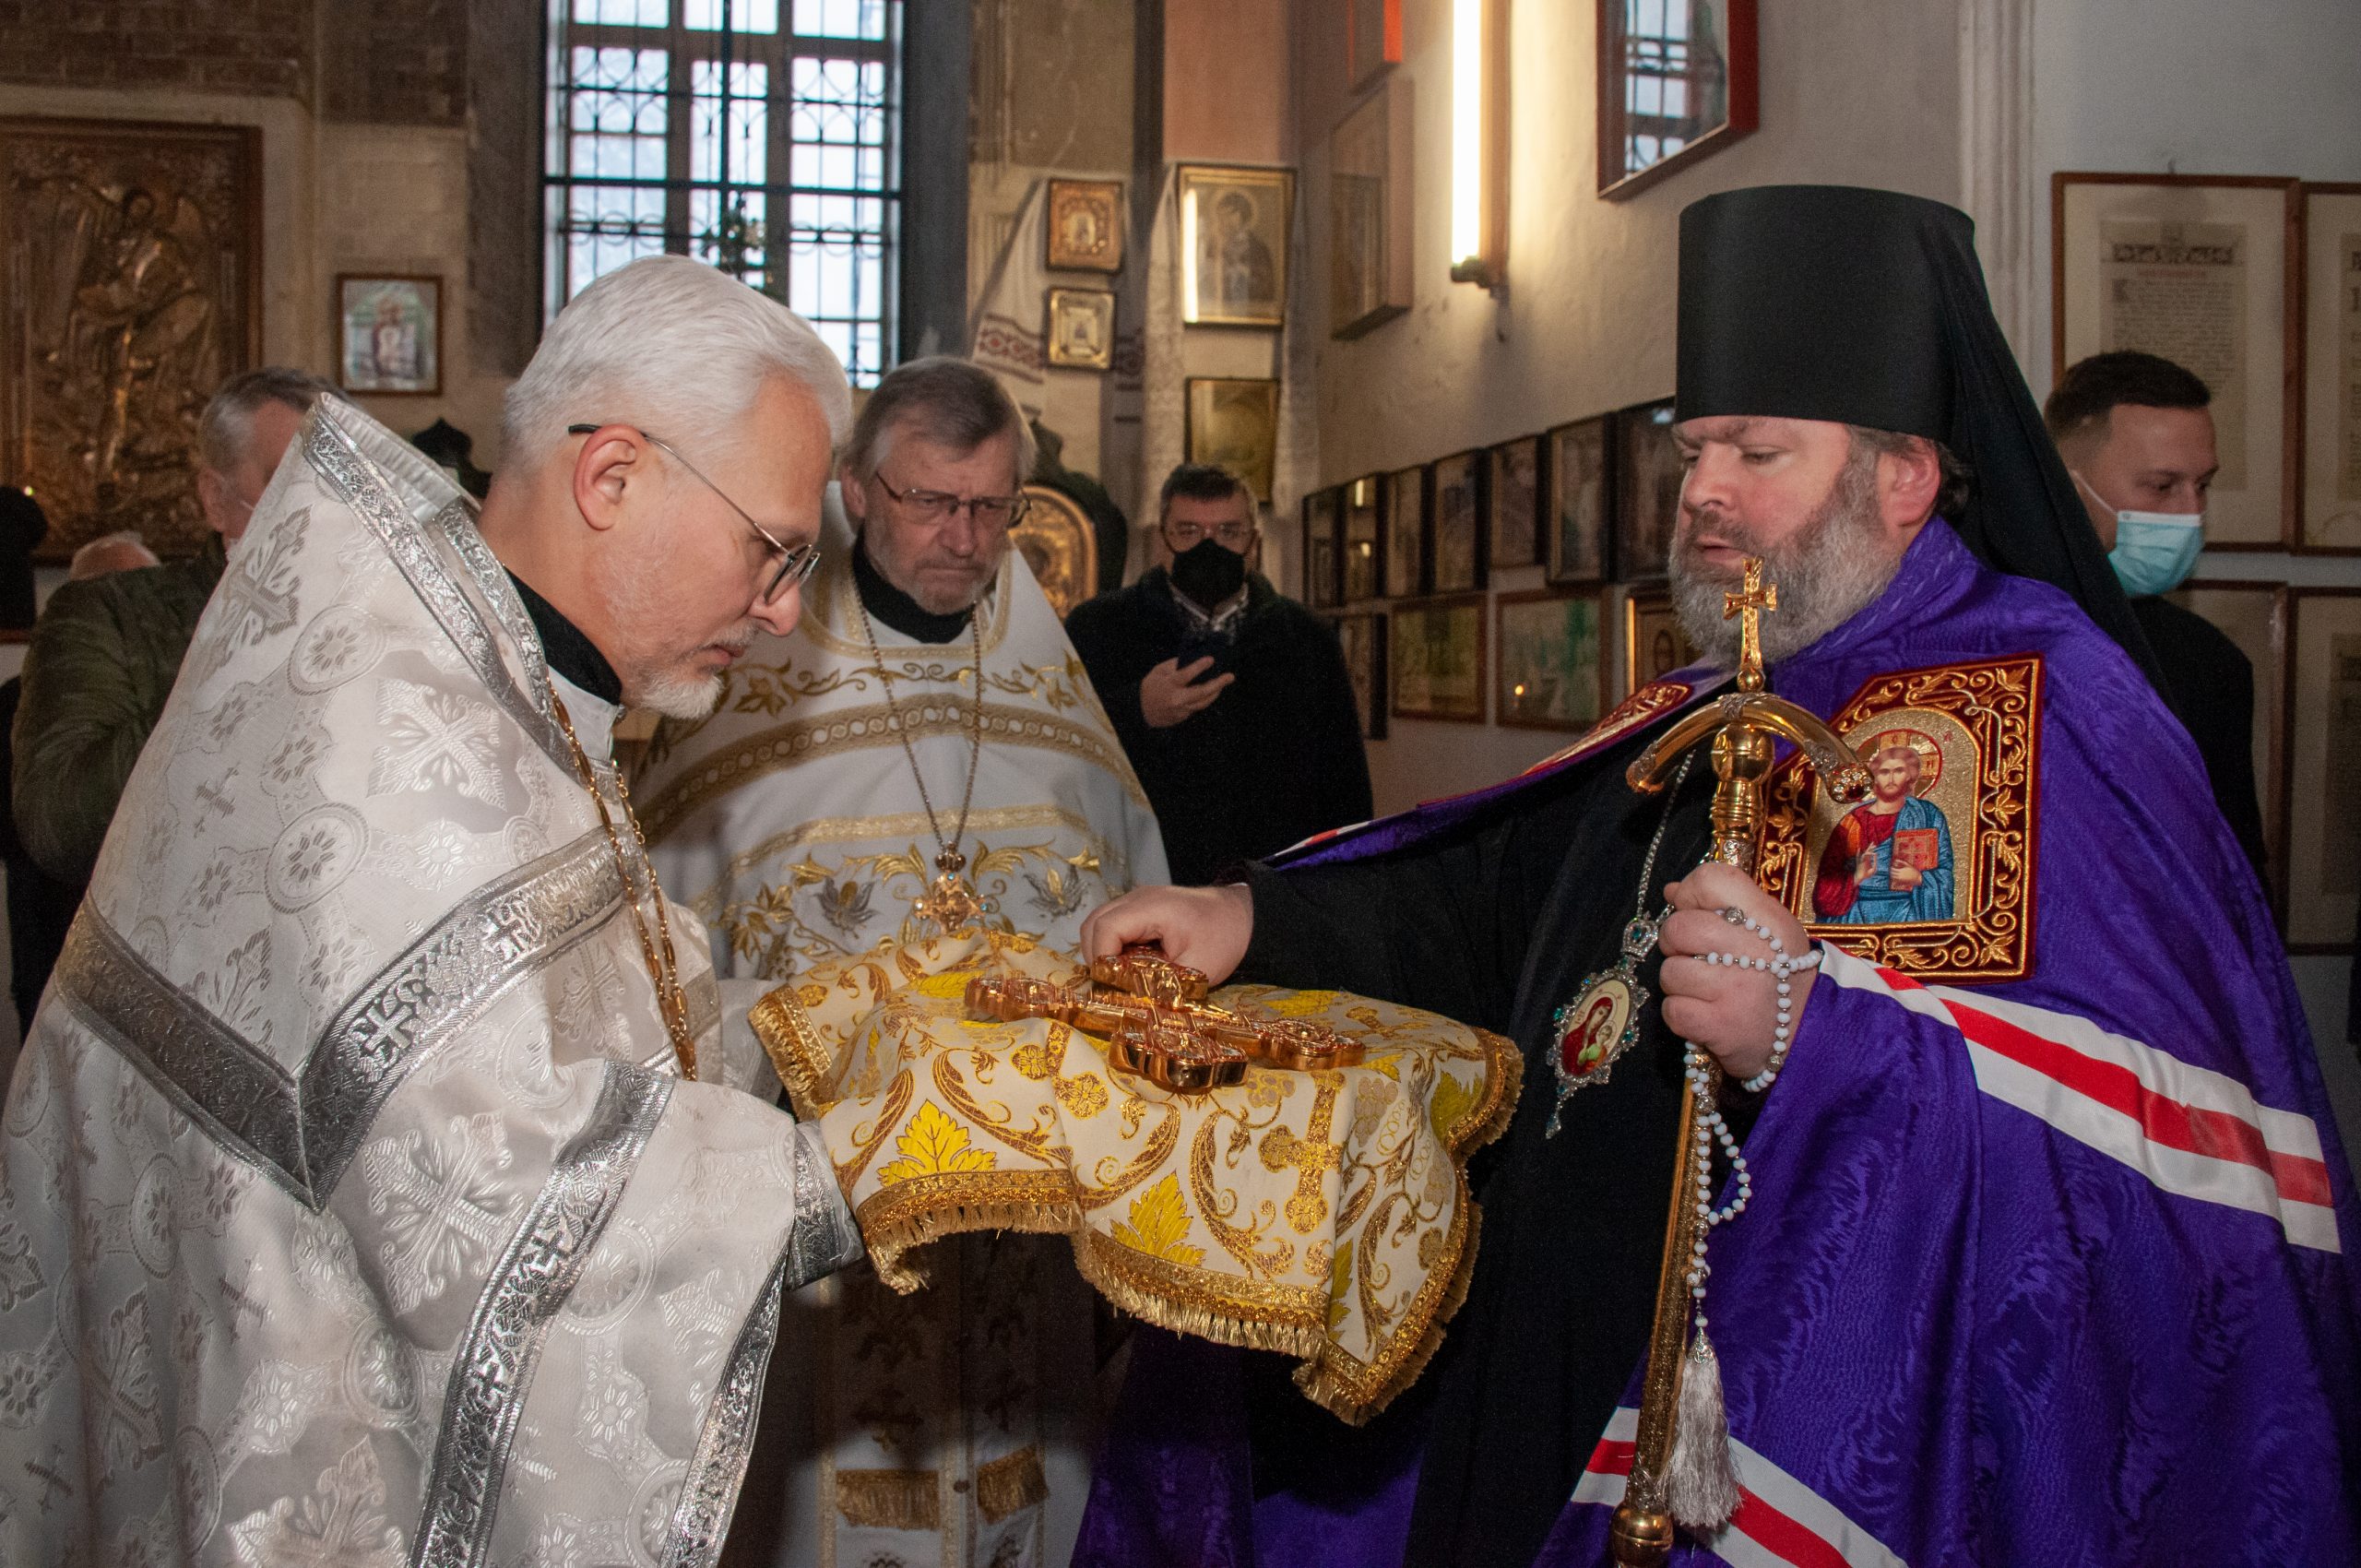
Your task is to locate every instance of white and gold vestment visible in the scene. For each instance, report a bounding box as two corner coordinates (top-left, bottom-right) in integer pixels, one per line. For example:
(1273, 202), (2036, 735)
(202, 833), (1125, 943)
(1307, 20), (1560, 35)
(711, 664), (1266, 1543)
(0, 399), (861, 1566)
(635, 504), (1167, 1568)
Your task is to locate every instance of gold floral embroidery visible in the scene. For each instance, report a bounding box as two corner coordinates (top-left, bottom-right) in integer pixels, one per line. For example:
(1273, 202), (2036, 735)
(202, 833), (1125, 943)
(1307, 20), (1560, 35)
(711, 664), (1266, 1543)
(721, 839), (1122, 975)
(874, 1101), (996, 1185)
(1428, 1071), (1478, 1146)
(1109, 1174), (1206, 1266)
(1053, 1072), (1108, 1118)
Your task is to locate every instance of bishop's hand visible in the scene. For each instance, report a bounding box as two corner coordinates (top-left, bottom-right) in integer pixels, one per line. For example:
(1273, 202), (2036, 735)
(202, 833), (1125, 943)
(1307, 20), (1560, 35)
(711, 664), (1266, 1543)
(1080, 883), (1253, 983)
(1657, 862), (1814, 1084)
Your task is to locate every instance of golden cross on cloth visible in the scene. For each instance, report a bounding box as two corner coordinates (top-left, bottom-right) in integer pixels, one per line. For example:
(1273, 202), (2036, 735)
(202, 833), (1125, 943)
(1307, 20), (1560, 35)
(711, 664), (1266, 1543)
(967, 944), (1365, 1093)
(1723, 557), (1777, 692)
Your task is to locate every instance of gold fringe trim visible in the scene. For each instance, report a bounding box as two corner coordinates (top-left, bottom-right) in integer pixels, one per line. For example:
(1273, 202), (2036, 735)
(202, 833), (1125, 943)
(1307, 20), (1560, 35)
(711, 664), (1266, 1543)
(974, 1443), (1048, 1524)
(1072, 1230), (1326, 1357)
(1455, 1029), (1525, 1155)
(818, 1011), (1523, 1424)
(1292, 1184), (1482, 1426)
(749, 984), (836, 1120)
(833, 1467), (940, 1531)
(856, 1170), (1084, 1293)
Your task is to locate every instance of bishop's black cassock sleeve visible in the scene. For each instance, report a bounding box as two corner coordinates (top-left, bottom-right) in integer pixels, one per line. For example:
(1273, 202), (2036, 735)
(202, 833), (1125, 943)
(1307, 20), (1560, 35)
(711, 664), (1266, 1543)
(1231, 770), (1593, 1036)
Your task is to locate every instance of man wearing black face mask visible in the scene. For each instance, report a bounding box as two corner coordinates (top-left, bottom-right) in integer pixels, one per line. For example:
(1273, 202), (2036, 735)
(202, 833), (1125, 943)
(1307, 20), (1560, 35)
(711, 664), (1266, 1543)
(1068, 463), (1372, 885)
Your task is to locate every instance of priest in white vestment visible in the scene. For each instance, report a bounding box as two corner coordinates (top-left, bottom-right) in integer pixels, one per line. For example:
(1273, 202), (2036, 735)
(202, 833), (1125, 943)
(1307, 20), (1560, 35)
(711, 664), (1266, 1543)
(0, 257), (870, 1565)
(635, 358), (1168, 1568)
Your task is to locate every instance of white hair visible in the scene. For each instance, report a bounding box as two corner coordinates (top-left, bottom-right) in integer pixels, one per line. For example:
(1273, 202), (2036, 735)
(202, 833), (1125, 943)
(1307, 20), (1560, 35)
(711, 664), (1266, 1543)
(503, 255), (854, 470)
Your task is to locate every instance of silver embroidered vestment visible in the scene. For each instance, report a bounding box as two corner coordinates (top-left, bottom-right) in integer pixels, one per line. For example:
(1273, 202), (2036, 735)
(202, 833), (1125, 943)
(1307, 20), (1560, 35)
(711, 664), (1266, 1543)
(0, 398), (861, 1567)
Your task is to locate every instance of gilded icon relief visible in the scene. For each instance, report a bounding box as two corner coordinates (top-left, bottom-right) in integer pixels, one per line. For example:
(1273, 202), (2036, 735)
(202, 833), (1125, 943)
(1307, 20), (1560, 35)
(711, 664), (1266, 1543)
(1, 117), (259, 561)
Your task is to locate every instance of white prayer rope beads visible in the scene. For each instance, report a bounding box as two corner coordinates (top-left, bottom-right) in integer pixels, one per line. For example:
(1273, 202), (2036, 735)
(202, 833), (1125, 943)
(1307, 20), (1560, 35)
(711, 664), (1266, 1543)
(1701, 907), (1822, 1093)
(1680, 909), (1823, 1333)
(1665, 903), (1827, 1529)
(1680, 1046), (1750, 1335)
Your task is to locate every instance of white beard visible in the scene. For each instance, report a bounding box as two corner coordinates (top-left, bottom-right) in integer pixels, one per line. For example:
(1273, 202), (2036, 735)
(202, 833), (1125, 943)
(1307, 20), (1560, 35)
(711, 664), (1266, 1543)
(632, 669), (726, 719)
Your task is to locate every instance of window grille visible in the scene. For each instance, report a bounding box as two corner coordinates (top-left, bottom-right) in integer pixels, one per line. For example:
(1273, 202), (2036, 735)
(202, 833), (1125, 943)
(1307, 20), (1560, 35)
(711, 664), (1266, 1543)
(1619, 0), (1727, 172)
(544, 0), (902, 386)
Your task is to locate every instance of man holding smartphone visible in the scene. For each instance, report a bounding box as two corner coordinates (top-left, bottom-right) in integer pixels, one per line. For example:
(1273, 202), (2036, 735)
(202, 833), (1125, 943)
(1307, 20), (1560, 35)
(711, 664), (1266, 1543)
(1069, 462), (1372, 884)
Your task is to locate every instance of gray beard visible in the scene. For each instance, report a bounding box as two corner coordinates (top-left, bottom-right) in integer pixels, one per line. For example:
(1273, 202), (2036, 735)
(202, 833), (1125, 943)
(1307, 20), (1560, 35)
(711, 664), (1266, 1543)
(1669, 445), (1903, 669)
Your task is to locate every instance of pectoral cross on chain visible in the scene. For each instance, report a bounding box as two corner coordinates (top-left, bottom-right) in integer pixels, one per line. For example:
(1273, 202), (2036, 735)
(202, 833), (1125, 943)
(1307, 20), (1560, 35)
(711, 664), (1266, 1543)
(967, 946), (1363, 1095)
(1723, 557), (1777, 693)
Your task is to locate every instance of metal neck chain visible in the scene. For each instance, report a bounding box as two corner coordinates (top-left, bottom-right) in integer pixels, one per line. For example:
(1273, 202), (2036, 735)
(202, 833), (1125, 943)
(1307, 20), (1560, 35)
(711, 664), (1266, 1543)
(549, 684), (696, 1080)
(857, 605), (986, 866)
(1621, 753), (1697, 959)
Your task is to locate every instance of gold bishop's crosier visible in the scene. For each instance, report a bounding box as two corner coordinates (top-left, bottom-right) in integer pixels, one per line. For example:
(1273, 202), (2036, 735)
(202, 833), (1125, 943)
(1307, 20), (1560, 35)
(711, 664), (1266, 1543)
(1607, 560), (1870, 1566)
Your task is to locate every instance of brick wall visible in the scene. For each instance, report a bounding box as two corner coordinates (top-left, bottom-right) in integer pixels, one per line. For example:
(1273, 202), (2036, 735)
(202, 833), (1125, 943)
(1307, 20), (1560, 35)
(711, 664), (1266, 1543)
(0, 0), (473, 125)
(322, 0), (469, 125)
(0, 0), (314, 98)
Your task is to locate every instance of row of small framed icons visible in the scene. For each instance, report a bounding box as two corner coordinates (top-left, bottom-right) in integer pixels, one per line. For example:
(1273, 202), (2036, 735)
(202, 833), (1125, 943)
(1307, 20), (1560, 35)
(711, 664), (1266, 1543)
(1299, 398), (1686, 608)
(2178, 580), (2361, 954)
(1321, 583), (1698, 742)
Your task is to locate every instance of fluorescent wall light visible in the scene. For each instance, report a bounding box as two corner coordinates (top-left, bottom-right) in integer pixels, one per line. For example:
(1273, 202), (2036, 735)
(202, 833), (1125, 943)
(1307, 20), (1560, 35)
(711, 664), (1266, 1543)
(1451, 0), (1507, 288)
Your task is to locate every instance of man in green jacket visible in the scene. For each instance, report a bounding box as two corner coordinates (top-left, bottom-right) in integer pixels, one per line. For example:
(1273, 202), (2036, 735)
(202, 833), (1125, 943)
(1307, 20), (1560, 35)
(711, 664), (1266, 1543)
(12, 366), (329, 885)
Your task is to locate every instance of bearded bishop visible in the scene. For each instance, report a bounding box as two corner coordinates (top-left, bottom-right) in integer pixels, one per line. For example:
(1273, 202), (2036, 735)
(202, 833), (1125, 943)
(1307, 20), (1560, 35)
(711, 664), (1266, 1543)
(635, 358), (1166, 1568)
(0, 259), (869, 1565)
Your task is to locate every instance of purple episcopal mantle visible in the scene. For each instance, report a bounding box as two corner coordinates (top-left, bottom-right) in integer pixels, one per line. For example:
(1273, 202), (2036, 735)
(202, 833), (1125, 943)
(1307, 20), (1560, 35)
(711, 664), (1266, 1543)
(1074, 521), (2361, 1568)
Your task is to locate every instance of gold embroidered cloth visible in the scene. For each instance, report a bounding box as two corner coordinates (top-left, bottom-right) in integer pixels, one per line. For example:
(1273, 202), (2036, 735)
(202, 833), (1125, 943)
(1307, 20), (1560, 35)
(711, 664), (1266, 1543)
(753, 931), (1521, 1422)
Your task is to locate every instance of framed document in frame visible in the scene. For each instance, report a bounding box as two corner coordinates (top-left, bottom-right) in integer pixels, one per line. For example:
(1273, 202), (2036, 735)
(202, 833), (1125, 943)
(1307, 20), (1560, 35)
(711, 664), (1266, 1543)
(1384, 466), (1427, 598)
(1621, 588), (1696, 698)
(1615, 399), (1682, 579)
(1431, 449), (1486, 593)
(2169, 579), (2290, 910)
(2300, 183), (2361, 552)
(2283, 587), (2361, 952)
(1302, 487), (1343, 609)
(1547, 415), (1612, 584)
(1496, 588), (1606, 731)
(1488, 434), (1542, 569)
(1343, 476), (1382, 600)
(1390, 595), (1487, 722)
(1045, 178), (1123, 273)
(2053, 173), (2300, 549)
(1184, 377), (1279, 500)
(1329, 609), (1389, 740)
(1331, 77), (1414, 340)
(338, 275), (442, 396)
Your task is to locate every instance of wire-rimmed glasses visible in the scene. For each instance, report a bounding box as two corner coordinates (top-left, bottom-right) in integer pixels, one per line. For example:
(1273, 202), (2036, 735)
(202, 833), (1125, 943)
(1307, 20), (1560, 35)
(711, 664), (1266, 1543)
(567, 422), (820, 604)
(872, 471), (1032, 531)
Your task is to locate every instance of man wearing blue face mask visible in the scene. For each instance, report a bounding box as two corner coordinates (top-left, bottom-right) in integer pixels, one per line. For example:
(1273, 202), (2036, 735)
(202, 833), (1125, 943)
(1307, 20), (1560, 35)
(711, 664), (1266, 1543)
(2047, 350), (2266, 874)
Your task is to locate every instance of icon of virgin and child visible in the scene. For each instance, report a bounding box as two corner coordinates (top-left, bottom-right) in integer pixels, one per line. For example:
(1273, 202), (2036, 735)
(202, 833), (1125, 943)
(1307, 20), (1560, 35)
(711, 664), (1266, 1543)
(1812, 729), (1955, 923)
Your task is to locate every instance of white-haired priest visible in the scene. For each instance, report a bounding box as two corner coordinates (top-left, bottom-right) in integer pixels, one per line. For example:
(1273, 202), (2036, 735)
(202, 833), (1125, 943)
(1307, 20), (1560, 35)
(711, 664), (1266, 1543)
(0, 255), (871, 1565)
